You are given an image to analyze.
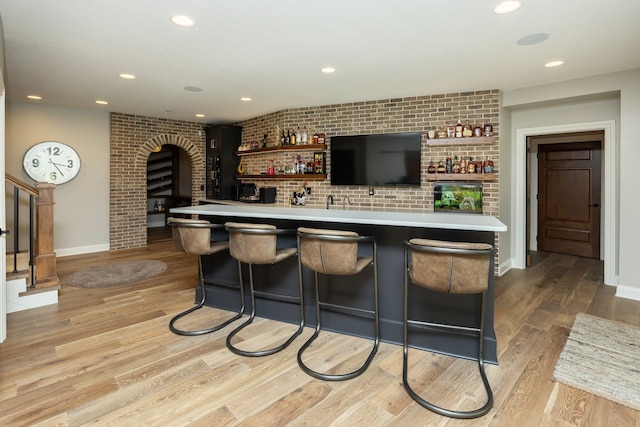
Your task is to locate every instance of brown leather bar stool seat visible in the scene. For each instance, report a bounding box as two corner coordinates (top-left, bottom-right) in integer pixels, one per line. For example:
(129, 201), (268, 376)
(296, 227), (379, 381)
(167, 217), (245, 336)
(403, 238), (495, 419)
(224, 222), (304, 357)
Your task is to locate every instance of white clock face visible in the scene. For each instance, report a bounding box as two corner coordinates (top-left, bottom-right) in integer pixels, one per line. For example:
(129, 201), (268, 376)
(23, 141), (81, 185)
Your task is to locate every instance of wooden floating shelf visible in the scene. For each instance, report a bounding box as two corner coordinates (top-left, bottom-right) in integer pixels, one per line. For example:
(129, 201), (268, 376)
(237, 144), (326, 156)
(426, 136), (496, 146)
(426, 173), (496, 181)
(237, 174), (327, 181)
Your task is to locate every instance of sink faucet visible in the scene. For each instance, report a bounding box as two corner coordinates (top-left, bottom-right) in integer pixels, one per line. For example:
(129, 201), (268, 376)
(342, 195), (351, 210)
(326, 195), (334, 209)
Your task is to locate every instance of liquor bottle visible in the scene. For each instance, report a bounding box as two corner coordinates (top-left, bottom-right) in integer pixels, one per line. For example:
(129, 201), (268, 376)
(285, 130), (290, 145)
(290, 129), (296, 145)
(455, 119), (463, 138)
(445, 157), (452, 174)
(452, 155), (460, 174)
(463, 122), (473, 137)
(153, 201), (159, 212)
(427, 161), (436, 174)
(301, 128), (308, 145)
(436, 161), (445, 173)
(467, 157), (476, 174)
(280, 128), (285, 145)
(295, 128), (301, 145)
(483, 156), (494, 173)
(267, 159), (275, 175)
(161, 202), (166, 212)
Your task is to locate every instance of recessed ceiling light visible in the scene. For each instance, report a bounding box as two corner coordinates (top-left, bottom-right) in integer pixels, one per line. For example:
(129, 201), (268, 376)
(240, 97), (252, 102)
(493, 1), (521, 14)
(119, 73), (136, 79)
(545, 60), (565, 68)
(171, 15), (195, 27)
(27, 95), (42, 100)
(517, 33), (549, 46)
(195, 113), (205, 118)
(95, 100), (109, 105)
(184, 86), (203, 92)
(321, 67), (336, 74)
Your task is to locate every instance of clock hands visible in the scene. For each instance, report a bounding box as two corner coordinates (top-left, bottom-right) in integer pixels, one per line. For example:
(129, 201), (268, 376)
(48, 159), (65, 176)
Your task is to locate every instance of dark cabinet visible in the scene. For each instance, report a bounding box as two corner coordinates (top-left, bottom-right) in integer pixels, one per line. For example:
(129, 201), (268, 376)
(205, 124), (242, 199)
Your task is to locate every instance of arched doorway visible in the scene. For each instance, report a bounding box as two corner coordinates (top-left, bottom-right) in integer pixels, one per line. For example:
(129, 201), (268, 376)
(146, 144), (194, 242)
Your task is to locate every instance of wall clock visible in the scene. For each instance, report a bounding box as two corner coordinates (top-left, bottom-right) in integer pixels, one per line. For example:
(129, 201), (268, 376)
(23, 141), (81, 185)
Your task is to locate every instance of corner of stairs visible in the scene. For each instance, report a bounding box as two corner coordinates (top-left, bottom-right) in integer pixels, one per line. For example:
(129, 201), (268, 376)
(6, 252), (59, 313)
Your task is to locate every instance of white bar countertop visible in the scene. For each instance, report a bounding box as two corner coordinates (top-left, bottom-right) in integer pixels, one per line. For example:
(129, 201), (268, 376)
(170, 203), (507, 232)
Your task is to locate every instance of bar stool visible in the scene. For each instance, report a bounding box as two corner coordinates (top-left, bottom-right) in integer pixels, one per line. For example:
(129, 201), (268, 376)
(224, 222), (304, 357)
(296, 227), (379, 381)
(167, 217), (245, 336)
(403, 238), (495, 419)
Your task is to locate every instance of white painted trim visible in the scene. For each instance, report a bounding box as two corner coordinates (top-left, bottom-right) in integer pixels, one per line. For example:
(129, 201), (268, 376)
(615, 284), (640, 301)
(56, 243), (110, 257)
(499, 259), (513, 276)
(514, 120), (617, 286)
(1, 89), (6, 342)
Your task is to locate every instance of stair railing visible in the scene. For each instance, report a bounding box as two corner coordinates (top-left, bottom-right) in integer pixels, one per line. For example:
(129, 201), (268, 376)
(4, 174), (58, 288)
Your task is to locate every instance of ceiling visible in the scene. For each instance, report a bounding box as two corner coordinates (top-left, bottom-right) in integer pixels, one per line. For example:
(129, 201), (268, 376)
(1, 0), (639, 124)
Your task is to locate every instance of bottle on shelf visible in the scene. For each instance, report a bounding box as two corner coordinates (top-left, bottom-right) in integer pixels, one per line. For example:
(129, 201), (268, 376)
(312, 132), (319, 144)
(445, 157), (453, 174)
(452, 155), (460, 174)
(436, 161), (445, 173)
(267, 159), (275, 175)
(483, 156), (494, 173)
(290, 129), (297, 145)
(427, 160), (436, 174)
(455, 119), (463, 138)
(463, 122), (473, 137)
(467, 157), (476, 174)
(153, 201), (159, 212)
(285, 130), (290, 145)
(161, 202), (166, 212)
(295, 128), (301, 145)
(301, 128), (308, 145)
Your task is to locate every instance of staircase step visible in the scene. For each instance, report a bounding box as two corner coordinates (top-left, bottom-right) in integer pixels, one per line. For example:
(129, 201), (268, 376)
(6, 251), (30, 272)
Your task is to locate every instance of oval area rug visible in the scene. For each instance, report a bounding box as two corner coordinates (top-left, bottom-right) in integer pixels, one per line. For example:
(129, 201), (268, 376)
(65, 260), (167, 288)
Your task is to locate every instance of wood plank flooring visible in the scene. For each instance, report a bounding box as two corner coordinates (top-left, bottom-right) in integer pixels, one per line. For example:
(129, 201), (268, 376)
(1, 244), (639, 426)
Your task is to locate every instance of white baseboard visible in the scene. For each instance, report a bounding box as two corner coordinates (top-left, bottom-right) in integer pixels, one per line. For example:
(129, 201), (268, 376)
(6, 278), (58, 313)
(615, 284), (640, 301)
(498, 258), (515, 276)
(56, 243), (110, 257)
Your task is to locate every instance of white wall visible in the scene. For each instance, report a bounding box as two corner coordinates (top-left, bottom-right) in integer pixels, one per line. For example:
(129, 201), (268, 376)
(5, 102), (110, 255)
(502, 68), (640, 300)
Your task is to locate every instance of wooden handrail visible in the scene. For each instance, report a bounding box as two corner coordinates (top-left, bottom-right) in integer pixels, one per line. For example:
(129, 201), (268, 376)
(5, 173), (58, 289)
(5, 173), (39, 197)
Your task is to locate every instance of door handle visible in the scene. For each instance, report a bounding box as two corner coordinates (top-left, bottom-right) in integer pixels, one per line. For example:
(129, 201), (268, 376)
(589, 203), (600, 208)
(0, 228), (9, 235)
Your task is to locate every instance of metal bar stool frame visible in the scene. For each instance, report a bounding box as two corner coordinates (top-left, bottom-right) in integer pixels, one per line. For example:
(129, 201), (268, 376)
(403, 239), (495, 419)
(167, 217), (245, 336)
(224, 223), (304, 357)
(296, 228), (380, 381)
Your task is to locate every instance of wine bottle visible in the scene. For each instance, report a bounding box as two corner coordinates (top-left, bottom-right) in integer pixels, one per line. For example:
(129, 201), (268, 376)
(291, 129), (296, 145)
(285, 130), (290, 145)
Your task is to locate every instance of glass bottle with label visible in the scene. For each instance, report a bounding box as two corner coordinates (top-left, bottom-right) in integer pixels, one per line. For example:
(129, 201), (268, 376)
(483, 156), (494, 173)
(455, 119), (463, 138)
(428, 160), (436, 174)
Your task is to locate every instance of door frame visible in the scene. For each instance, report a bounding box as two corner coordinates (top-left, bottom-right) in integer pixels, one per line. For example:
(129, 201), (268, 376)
(514, 120), (617, 286)
(1, 89), (6, 343)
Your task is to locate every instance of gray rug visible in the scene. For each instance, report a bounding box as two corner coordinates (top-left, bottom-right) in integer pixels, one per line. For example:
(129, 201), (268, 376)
(65, 260), (167, 288)
(553, 313), (640, 410)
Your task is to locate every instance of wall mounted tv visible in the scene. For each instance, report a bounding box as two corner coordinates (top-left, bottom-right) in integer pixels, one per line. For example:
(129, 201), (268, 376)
(330, 132), (422, 186)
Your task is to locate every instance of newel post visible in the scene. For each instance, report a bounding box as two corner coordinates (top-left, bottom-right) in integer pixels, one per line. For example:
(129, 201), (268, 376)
(34, 182), (58, 288)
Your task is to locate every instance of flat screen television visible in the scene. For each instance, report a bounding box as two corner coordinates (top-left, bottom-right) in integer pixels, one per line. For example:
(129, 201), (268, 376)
(330, 132), (422, 186)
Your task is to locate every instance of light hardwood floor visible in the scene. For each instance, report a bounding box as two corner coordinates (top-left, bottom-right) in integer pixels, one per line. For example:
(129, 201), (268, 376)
(1, 241), (639, 426)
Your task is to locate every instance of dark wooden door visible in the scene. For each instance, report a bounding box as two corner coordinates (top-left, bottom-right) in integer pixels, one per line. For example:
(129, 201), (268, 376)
(538, 140), (601, 258)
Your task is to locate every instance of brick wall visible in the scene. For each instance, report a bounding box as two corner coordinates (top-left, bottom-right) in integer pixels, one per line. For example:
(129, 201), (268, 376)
(238, 90), (500, 214)
(110, 113), (206, 250)
(109, 90), (500, 255)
